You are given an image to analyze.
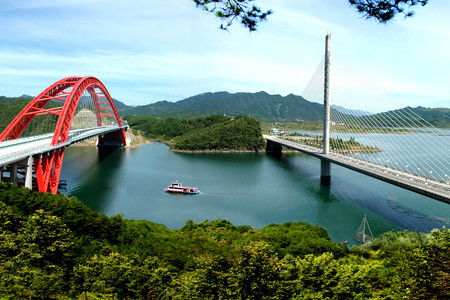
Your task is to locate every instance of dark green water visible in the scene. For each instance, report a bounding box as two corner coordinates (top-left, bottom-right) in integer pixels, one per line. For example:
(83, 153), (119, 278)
(61, 143), (449, 242)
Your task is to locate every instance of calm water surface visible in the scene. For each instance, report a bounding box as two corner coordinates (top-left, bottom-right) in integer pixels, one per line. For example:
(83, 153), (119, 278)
(296, 128), (450, 181)
(61, 142), (449, 243)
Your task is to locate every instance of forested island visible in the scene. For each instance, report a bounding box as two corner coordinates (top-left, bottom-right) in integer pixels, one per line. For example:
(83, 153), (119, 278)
(0, 183), (448, 299)
(126, 115), (265, 151)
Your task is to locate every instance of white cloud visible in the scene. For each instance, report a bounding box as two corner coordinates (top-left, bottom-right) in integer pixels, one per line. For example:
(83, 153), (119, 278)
(0, 0), (448, 110)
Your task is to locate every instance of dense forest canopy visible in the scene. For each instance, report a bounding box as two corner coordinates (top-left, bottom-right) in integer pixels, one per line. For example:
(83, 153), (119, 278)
(1, 95), (448, 139)
(0, 183), (448, 299)
(126, 114), (265, 151)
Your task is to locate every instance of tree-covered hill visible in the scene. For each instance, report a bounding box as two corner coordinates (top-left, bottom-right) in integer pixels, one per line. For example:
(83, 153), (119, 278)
(121, 91), (325, 121)
(361, 106), (450, 128)
(0, 96), (128, 135)
(126, 115), (265, 151)
(0, 96), (35, 133)
(0, 182), (448, 299)
(2, 94), (449, 132)
(120, 91), (450, 127)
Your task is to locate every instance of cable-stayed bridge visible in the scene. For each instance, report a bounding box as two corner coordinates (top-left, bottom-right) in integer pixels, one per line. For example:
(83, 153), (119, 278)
(265, 34), (449, 204)
(0, 36), (448, 205)
(0, 76), (127, 194)
(265, 135), (449, 203)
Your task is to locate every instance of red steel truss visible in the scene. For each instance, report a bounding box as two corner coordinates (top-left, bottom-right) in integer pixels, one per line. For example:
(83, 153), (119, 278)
(0, 76), (126, 194)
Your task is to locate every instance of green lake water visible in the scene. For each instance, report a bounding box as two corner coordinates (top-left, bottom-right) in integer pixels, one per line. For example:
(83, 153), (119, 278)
(61, 142), (449, 243)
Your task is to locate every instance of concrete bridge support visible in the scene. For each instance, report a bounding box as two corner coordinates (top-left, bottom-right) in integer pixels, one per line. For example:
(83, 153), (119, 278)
(266, 139), (283, 157)
(97, 129), (127, 148)
(321, 34), (332, 187)
(11, 163), (18, 184)
(24, 156), (33, 189)
(320, 160), (331, 186)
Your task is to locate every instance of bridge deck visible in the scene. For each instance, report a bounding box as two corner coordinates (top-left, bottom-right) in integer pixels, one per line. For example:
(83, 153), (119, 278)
(0, 126), (127, 167)
(264, 135), (450, 204)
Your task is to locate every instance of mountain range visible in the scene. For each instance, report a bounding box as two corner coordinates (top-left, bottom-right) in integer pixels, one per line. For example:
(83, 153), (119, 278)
(1, 92), (449, 128)
(115, 91), (449, 128)
(117, 92), (325, 121)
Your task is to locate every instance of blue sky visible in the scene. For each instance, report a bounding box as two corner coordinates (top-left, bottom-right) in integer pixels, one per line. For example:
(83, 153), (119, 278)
(0, 0), (449, 112)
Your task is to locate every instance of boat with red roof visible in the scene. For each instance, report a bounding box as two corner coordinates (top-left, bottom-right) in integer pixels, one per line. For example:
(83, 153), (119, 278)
(164, 180), (200, 194)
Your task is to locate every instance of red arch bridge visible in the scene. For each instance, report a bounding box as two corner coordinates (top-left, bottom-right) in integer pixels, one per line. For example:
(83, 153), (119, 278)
(0, 76), (127, 194)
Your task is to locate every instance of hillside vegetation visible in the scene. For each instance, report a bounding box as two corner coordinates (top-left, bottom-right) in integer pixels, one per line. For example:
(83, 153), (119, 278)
(0, 96), (66, 136)
(118, 92), (450, 128)
(121, 91), (324, 121)
(126, 115), (265, 151)
(0, 183), (448, 299)
(1, 94), (449, 133)
(0, 96), (33, 133)
(360, 106), (450, 128)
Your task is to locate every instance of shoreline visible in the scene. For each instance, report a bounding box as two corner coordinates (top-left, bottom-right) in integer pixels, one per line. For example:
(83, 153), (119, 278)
(69, 129), (151, 149)
(171, 148), (263, 153)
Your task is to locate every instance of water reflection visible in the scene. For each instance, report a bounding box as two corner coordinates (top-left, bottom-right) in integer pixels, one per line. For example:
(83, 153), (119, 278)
(62, 143), (449, 243)
(66, 147), (125, 212)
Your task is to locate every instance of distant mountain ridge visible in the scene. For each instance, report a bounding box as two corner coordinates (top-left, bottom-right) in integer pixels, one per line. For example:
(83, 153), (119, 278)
(1, 93), (449, 128)
(363, 106), (450, 128)
(120, 91), (325, 121)
(331, 105), (373, 117)
(119, 91), (449, 127)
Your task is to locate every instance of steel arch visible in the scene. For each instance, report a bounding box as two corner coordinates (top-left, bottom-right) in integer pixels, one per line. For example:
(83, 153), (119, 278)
(0, 76), (126, 193)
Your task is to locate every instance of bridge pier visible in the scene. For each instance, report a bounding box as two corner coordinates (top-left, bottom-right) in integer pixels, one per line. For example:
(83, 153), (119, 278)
(24, 156), (33, 189)
(97, 129), (127, 148)
(11, 163), (18, 184)
(320, 34), (332, 187)
(266, 139), (282, 157)
(320, 160), (331, 186)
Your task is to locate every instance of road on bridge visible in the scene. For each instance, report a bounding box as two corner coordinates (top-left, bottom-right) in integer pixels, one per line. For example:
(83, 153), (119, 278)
(264, 135), (450, 204)
(0, 126), (127, 167)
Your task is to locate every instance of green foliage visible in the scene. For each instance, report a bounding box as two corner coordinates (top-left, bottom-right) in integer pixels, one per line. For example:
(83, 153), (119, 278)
(0, 184), (448, 299)
(248, 222), (347, 258)
(349, 0), (428, 22)
(122, 91), (324, 122)
(193, 0), (272, 31)
(72, 253), (160, 299)
(0, 97), (30, 133)
(0, 209), (74, 299)
(192, 0), (428, 30)
(234, 242), (280, 299)
(126, 114), (229, 140)
(0, 182), (124, 244)
(285, 136), (381, 152)
(0, 96), (62, 136)
(359, 106), (450, 128)
(288, 253), (379, 299)
(353, 228), (450, 299)
(127, 114), (265, 151)
(172, 116), (265, 151)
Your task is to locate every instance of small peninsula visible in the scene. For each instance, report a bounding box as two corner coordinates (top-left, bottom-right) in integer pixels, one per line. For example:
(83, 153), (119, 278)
(126, 115), (265, 151)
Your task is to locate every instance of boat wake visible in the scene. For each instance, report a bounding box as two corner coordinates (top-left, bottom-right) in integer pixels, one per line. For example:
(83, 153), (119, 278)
(200, 191), (251, 197)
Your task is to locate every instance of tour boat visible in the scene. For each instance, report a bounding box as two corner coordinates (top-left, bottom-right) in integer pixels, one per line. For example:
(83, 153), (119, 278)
(164, 180), (200, 194)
